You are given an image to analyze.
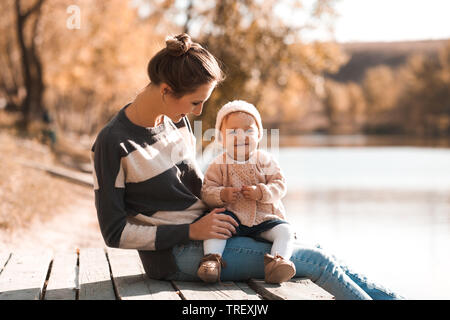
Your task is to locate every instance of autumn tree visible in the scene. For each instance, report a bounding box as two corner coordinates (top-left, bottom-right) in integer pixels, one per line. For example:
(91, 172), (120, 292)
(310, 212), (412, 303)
(0, 0), (166, 138)
(397, 42), (450, 136)
(359, 65), (406, 134)
(322, 79), (366, 133)
(0, 0), (47, 129)
(135, 0), (346, 135)
(346, 81), (367, 128)
(39, 0), (164, 136)
(1, 0), (348, 141)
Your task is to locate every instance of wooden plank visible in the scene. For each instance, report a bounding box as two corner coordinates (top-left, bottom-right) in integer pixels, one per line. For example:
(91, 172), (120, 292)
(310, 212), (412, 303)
(172, 281), (251, 300)
(0, 251), (52, 300)
(0, 253), (11, 274)
(107, 248), (150, 300)
(234, 282), (262, 300)
(44, 252), (78, 300)
(144, 276), (181, 300)
(248, 278), (335, 300)
(78, 248), (116, 300)
(106, 248), (180, 300)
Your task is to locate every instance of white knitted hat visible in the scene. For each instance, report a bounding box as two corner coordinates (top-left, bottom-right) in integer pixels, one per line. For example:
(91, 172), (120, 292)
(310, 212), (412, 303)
(215, 100), (263, 142)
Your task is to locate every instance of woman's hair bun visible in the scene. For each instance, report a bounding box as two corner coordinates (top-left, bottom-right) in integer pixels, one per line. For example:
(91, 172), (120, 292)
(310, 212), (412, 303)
(165, 33), (193, 57)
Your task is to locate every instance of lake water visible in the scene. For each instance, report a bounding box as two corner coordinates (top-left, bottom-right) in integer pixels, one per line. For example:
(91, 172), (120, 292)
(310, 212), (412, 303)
(278, 147), (450, 300)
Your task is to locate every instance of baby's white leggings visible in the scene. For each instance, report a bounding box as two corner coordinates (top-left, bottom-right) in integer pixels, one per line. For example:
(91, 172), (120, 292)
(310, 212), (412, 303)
(203, 223), (295, 260)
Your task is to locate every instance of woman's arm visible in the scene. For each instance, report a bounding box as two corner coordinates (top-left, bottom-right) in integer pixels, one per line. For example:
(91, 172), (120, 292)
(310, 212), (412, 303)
(93, 128), (238, 250)
(92, 128), (192, 251)
(189, 207), (238, 240)
(91, 129), (128, 248)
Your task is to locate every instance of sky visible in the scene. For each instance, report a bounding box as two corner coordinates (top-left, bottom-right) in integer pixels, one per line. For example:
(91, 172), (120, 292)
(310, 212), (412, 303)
(330, 0), (450, 42)
(131, 0), (450, 43)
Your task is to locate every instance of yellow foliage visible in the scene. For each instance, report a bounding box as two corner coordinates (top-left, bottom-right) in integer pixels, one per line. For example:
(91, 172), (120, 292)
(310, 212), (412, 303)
(38, 0), (165, 135)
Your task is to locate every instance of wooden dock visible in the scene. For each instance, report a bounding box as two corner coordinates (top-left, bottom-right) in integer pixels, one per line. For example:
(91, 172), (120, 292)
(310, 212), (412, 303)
(0, 248), (334, 300)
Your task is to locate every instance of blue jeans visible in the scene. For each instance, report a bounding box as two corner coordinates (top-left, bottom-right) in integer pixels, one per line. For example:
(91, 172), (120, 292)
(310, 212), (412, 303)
(167, 236), (404, 300)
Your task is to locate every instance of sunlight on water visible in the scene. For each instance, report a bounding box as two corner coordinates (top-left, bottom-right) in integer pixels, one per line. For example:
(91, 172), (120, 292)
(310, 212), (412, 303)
(278, 147), (450, 299)
(279, 147), (450, 191)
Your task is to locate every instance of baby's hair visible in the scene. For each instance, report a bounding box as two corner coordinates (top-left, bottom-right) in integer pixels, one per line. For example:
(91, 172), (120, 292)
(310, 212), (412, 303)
(147, 33), (225, 98)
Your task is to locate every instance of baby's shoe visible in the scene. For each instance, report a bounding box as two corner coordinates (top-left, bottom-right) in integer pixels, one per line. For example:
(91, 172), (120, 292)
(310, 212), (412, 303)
(264, 253), (296, 284)
(197, 254), (226, 283)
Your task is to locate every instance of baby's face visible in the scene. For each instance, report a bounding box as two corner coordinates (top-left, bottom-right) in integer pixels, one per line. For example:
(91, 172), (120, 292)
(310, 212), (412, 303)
(221, 112), (259, 161)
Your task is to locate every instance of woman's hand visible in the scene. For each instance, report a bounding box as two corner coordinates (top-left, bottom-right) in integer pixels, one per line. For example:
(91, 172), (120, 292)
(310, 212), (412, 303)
(241, 185), (262, 201)
(189, 207), (239, 240)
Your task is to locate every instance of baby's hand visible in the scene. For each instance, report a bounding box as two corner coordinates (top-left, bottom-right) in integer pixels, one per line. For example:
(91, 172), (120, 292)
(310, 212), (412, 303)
(241, 185), (262, 201)
(220, 187), (241, 203)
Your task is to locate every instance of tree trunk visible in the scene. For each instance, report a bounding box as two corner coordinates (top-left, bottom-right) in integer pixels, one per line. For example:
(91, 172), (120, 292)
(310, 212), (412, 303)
(15, 0), (46, 129)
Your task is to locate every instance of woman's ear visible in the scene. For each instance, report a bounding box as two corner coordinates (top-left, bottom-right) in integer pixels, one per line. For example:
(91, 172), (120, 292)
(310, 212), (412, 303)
(160, 83), (173, 96)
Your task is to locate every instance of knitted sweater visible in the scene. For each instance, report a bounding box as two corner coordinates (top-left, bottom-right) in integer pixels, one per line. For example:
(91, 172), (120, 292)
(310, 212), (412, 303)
(201, 150), (287, 226)
(91, 104), (206, 278)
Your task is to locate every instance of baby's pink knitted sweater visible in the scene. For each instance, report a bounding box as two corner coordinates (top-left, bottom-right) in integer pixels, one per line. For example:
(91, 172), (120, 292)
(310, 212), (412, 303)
(201, 149), (287, 227)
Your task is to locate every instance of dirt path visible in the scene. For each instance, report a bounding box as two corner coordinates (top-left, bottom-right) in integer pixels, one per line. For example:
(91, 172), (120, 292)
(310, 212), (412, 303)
(0, 184), (105, 252)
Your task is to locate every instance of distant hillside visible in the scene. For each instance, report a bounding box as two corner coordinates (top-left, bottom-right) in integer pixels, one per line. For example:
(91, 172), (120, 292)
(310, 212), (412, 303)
(326, 39), (449, 83)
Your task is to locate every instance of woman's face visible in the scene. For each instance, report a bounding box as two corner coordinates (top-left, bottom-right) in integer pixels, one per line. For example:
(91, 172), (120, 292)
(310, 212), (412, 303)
(221, 112), (259, 161)
(164, 82), (216, 123)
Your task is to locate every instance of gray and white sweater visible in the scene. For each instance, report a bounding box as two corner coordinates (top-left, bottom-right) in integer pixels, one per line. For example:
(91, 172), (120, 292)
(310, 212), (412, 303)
(91, 105), (207, 277)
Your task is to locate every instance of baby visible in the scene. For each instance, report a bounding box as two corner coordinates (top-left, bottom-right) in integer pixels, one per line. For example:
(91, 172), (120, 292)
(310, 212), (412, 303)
(198, 100), (296, 284)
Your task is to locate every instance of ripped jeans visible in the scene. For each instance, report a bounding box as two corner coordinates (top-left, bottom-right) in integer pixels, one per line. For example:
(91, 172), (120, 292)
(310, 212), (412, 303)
(165, 236), (405, 300)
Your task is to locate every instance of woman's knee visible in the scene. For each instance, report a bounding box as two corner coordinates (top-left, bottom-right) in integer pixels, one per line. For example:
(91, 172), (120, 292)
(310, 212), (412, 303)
(296, 246), (335, 265)
(225, 236), (271, 252)
(221, 237), (269, 280)
(291, 245), (338, 279)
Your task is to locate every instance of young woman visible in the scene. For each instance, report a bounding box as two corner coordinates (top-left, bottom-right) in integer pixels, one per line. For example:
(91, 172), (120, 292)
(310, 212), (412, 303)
(91, 33), (404, 300)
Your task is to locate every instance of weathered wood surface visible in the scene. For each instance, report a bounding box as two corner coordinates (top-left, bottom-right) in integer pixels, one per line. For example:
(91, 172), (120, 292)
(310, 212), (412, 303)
(44, 252), (78, 300)
(234, 282), (262, 300)
(172, 281), (252, 300)
(0, 251), (52, 300)
(78, 248), (115, 300)
(0, 249), (334, 300)
(0, 253), (11, 274)
(248, 278), (334, 300)
(106, 248), (180, 300)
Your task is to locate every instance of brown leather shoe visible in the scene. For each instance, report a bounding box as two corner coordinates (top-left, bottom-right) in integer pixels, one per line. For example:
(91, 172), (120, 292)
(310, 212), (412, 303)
(264, 253), (296, 284)
(197, 254), (226, 283)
